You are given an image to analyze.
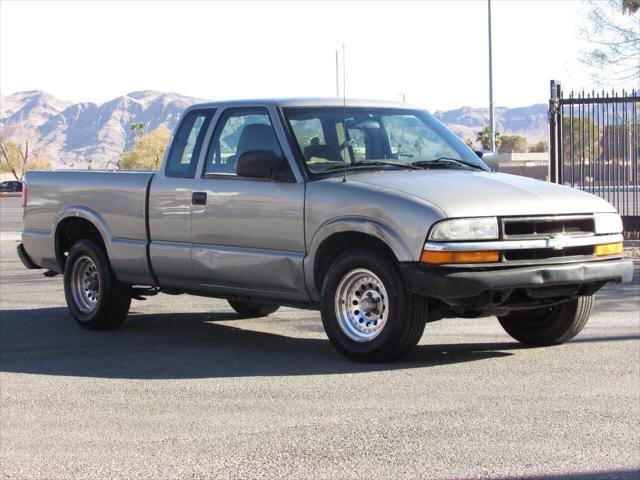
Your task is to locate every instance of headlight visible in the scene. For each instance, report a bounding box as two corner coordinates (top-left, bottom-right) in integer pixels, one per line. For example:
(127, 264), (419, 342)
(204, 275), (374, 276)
(429, 217), (499, 241)
(594, 212), (622, 234)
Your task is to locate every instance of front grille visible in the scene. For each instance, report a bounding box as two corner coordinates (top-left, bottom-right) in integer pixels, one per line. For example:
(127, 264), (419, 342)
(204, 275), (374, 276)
(503, 216), (594, 238)
(501, 215), (596, 263)
(504, 246), (594, 261)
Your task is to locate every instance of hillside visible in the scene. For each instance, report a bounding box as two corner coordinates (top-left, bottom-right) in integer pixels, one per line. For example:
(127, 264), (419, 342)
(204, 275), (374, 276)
(0, 90), (203, 167)
(0, 90), (72, 130)
(433, 104), (548, 145)
(1, 90), (548, 167)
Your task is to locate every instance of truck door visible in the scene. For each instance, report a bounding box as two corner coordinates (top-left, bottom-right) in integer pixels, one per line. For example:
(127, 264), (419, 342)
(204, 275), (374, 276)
(190, 106), (306, 299)
(148, 108), (215, 289)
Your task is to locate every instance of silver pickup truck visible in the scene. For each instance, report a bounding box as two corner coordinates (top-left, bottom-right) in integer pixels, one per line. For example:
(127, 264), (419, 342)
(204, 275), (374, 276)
(18, 99), (633, 361)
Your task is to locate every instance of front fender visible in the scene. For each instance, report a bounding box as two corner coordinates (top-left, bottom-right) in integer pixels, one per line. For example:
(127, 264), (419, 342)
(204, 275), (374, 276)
(303, 216), (412, 301)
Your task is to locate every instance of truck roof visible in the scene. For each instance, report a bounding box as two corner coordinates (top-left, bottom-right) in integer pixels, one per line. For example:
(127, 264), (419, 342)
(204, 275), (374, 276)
(186, 98), (422, 111)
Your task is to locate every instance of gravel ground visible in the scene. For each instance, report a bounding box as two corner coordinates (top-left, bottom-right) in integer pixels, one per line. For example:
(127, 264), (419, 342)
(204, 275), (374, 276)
(625, 249), (640, 260)
(624, 244), (640, 261)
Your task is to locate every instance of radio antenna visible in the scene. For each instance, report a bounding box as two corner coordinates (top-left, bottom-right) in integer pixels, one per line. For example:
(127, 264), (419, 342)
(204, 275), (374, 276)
(335, 50), (340, 98)
(341, 43), (348, 183)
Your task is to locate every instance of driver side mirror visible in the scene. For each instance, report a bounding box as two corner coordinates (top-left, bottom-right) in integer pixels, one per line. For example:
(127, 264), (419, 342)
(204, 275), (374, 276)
(236, 150), (293, 181)
(480, 152), (499, 172)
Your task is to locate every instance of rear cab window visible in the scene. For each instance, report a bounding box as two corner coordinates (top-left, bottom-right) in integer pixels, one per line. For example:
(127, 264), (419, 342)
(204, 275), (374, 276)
(165, 109), (214, 178)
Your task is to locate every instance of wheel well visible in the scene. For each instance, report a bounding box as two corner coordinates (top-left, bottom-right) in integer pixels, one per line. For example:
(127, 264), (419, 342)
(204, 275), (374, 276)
(55, 217), (106, 269)
(314, 232), (397, 290)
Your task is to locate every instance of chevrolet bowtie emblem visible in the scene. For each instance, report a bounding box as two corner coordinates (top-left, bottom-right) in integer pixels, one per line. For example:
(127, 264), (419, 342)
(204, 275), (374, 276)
(546, 234), (569, 250)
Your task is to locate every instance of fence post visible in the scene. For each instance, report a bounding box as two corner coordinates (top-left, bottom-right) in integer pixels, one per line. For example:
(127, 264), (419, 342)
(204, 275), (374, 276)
(549, 80), (560, 183)
(557, 82), (563, 184)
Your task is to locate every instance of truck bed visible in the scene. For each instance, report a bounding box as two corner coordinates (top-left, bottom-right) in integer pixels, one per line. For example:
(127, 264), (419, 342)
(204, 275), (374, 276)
(22, 170), (155, 284)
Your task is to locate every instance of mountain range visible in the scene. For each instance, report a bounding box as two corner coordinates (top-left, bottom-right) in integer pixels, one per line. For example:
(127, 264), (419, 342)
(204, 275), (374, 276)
(0, 90), (548, 168)
(434, 105), (548, 146)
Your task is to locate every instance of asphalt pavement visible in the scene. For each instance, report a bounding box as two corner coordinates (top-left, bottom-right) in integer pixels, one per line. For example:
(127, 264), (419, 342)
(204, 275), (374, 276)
(1, 197), (639, 479)
(0, 196), (23, 236)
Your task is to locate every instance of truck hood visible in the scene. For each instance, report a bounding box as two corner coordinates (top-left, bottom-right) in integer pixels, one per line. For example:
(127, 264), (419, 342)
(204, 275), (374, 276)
(348, 170), (616, 217)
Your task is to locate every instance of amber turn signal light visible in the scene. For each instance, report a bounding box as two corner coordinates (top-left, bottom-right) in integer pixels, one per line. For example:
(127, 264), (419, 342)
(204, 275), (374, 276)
(420, 250), (500, 265)
(595, 242), (623, 256)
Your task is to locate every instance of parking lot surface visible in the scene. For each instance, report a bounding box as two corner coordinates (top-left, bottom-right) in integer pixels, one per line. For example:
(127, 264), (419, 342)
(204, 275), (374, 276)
(1, 196), (639, 479)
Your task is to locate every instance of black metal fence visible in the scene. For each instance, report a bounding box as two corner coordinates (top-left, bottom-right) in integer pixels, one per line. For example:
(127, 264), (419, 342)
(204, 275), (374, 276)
(549, 80), (639, 222)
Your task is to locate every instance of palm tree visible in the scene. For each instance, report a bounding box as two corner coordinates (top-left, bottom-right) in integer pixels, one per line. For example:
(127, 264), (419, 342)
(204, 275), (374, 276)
(130, 123), (147, 143)
(622, 0), (639, 14)
(476, 125), (502, 151)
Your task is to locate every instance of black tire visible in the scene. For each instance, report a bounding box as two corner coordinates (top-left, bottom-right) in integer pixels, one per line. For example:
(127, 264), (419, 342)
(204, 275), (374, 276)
(63, 239), (132, 330)
(320, 248), (427, 362)
(228, 300), (280, 317)
(497, 296), (594, 346)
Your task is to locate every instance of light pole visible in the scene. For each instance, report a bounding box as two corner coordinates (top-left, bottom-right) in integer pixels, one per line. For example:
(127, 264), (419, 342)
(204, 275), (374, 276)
(488, 0), (495, 153)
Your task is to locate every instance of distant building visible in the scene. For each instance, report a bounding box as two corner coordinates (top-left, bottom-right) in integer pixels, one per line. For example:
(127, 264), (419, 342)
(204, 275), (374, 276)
(486, 152), (549, 181)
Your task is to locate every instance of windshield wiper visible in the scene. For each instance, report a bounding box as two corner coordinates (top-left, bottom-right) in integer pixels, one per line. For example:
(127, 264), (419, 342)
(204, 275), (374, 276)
(350, 160), (422, 170)
(410, 157), (484, 170)
(316, 160), (421, 173)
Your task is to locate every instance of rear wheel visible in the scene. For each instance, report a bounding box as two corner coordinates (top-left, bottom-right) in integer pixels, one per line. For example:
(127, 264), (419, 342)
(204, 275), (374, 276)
(497, 296), (594, 346)
(228, 300), (280, 317)
(320, 248), (427, 362)
(63, 239), (131, 330)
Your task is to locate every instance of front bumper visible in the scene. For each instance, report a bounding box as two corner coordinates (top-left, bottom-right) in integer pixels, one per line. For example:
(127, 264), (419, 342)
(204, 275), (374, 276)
(401, 257), (634, 300)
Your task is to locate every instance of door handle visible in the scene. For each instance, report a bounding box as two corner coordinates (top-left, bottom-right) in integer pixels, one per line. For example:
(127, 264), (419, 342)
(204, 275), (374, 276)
(192, 191), (207, 205)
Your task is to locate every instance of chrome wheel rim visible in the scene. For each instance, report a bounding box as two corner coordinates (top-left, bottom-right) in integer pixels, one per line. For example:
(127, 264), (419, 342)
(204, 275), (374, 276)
(334, 268), (389, 342)
(70, 255), (100, 314)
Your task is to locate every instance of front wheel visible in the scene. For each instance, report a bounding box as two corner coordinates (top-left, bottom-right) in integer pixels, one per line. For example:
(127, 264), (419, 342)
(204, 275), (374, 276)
(497, 296), (594, 346)
(63, 239), (132, 330)
(320, 248), (427, 362)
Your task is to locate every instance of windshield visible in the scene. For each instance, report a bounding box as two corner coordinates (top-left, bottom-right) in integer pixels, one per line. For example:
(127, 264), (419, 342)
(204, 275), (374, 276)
(283, 107), (488, 174)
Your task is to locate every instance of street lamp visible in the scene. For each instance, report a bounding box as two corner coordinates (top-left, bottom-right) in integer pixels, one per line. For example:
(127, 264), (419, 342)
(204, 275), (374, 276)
(488, 0), (495, 153)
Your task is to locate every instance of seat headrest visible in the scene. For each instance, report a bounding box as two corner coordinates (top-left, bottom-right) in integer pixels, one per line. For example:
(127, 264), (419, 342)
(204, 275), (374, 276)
(236, 123), (280, 158)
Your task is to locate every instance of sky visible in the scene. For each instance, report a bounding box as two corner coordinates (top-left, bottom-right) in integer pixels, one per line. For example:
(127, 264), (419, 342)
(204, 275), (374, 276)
(0, 0), (634, 111)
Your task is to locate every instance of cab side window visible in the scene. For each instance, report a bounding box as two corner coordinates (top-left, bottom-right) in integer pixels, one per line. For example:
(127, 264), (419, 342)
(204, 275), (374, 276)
(165, 109), (213, 178)
(204, 108), (282, 176)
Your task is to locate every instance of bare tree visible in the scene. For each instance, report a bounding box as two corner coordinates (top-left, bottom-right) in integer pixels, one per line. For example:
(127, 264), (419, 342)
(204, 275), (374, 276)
(0, 125), (47, 180)
(580, 0), (640, 86)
